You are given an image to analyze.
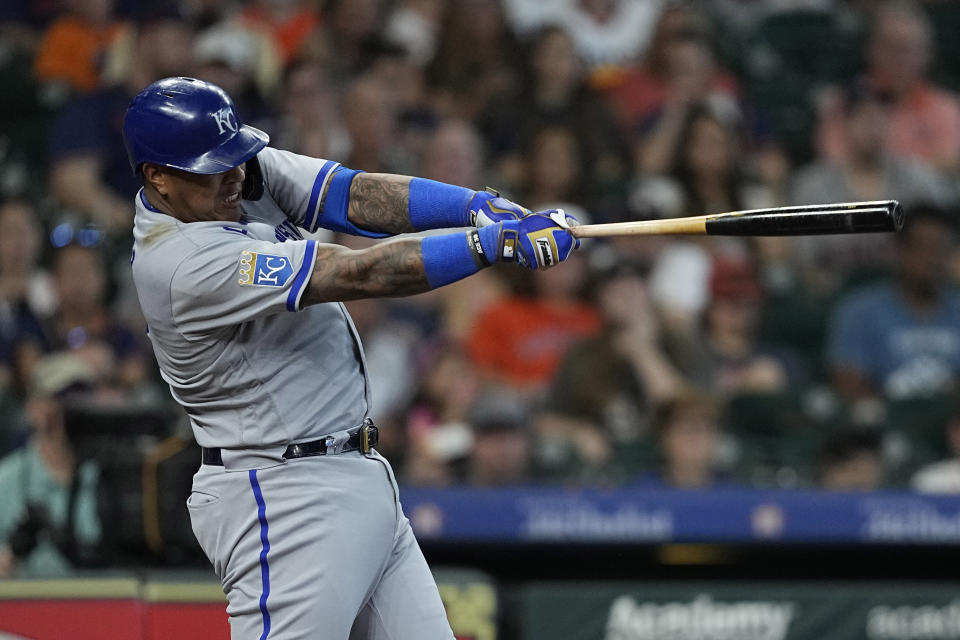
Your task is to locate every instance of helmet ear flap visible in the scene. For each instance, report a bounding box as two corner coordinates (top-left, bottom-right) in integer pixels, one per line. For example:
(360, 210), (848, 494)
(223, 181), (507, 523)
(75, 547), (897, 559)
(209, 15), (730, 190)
(241, 155), (263, 201)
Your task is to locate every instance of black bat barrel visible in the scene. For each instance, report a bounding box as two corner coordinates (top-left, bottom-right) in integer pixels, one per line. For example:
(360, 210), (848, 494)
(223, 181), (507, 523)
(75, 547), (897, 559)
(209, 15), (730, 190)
(705, 200), (904, 236)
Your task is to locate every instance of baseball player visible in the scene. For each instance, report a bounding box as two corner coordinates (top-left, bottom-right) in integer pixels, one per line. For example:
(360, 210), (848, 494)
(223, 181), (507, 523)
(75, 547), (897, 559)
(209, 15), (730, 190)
(122, 77), (578, 640)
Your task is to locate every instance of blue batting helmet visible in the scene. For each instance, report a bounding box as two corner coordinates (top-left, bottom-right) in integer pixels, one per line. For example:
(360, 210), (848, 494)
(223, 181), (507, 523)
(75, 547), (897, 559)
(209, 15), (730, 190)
(122, 77), (269, 175)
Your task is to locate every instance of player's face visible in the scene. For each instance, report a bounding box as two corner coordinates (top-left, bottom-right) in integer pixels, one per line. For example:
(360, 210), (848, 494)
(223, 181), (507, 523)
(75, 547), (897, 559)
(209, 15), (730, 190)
(144, 163), (246, 223)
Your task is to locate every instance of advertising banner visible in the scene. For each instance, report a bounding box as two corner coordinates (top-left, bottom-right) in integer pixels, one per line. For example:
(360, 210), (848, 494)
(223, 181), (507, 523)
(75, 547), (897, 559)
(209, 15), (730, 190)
(402, 488), (960, 544)
(0, 569), (494, 640)
(521, 582), (960, 640)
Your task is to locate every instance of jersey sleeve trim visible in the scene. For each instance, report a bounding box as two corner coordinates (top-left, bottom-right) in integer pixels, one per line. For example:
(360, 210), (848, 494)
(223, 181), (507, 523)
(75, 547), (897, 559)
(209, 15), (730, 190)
(286, 239), (317, 311)
(304, 160), (340, 232)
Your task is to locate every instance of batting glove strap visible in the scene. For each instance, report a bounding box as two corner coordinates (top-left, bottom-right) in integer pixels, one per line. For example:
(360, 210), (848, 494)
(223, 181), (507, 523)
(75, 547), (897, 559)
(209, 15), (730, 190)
(477, 221), (519, 264)
(469, 189), (532, 227)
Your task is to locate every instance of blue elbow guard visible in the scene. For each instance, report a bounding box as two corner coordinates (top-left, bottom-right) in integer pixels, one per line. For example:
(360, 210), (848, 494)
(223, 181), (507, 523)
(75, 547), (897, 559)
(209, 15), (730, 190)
(408, 178), (474, 231)
(317, 168), (391, 238)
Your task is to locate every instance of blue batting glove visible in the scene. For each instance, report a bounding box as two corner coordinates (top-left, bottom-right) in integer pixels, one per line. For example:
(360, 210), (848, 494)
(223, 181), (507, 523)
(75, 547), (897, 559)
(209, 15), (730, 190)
(468, 189), (532, 227)
(509, 209), (580, 270)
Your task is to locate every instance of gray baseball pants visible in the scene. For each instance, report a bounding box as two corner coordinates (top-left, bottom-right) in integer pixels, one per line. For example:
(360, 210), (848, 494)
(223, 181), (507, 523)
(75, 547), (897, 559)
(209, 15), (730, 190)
(186, 437), (454, 640)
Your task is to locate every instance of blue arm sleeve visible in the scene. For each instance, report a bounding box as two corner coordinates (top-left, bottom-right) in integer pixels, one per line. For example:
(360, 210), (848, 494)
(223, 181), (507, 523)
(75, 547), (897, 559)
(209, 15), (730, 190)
(408, 178), (474, 230)
(317, 169), (476, 235)
(421, 224), (502, 289)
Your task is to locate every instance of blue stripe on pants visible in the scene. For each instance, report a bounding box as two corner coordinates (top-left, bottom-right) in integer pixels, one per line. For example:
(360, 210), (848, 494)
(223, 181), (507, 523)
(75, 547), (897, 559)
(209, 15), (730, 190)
(249, 470), (272, 639)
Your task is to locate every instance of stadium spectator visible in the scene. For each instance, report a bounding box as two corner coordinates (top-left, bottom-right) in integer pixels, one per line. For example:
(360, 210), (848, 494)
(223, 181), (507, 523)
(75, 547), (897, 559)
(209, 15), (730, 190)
(0, 201), (55, 396)
(647, 237), (714, 336)
(401, 341), (480, 487)
(637, 389), (731, 489)
(467, 252), (600, 395)
(237, 0), (321, 66)
(478, 26), (628, 216)
(382, 0), (445, 67)
(794, 85), (955, 283)
(816, 1), (960, 174)
(317, 0), (386, 79)
(817, 429), (885, 491)
(827, 206), (960, 400)
(639, 103), (775, 219)
(674, 257), (794, 394)
(0, 201), (55, 320)
(912, 407), (960, 493)
(48, 244), (149, 392)
(501, 0), (665, 69)
(536, 261), (684, 480)
(797, 85), (954, 209)
(363, 40), (437, 174)
(0, 353), (102, 577)
(422, 119), (485, 190)
(340, 74), (403, 173)
(33, 0), (129, 95)
(521, 126), (587, 216)
(604, 4), (739, 151)
(46, 15), (194, 233)
(466, 390), (532, 486)
(272, 58), (348, 160)
(429, 0), (520, 122)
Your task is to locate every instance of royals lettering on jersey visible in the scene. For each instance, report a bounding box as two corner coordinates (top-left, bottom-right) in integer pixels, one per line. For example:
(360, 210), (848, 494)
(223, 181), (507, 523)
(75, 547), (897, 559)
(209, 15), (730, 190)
(238, 250), (295, 287)
(275, 219), (304, 242)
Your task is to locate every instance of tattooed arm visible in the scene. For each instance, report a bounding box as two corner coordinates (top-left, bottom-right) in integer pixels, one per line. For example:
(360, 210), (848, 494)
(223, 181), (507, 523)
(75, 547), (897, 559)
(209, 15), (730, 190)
(301, 238), (429, 305)
(320, 170), (532, 235)
(300, 209), (579, 304)
(342, 173), (417, 234)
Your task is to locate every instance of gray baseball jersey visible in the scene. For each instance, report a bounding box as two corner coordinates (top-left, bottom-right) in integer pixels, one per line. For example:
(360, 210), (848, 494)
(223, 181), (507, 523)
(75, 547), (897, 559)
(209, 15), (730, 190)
(131, 147), (454, 640)
(132, 147), (369, 448)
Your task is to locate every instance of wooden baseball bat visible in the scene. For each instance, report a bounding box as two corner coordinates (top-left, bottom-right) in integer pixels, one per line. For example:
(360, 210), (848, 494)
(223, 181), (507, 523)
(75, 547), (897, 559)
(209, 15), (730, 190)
(569, 200), (904, 238)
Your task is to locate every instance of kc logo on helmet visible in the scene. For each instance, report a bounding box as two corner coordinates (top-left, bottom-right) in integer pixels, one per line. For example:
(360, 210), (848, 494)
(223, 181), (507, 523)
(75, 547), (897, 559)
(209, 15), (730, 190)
(212, 106), (238, 135)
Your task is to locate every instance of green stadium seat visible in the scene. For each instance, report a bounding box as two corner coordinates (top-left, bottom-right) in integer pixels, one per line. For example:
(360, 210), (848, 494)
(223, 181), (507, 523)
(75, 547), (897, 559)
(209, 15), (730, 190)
(926, 4), (960, 92)
(724, 390), (841, 486)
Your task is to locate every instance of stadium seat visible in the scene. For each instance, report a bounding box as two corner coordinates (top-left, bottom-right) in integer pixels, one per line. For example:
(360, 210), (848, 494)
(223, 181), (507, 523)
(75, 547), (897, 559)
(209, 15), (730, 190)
(882, 395), (956, 482)
(926, 4), (960, 92)
(724, 390), (840, 486)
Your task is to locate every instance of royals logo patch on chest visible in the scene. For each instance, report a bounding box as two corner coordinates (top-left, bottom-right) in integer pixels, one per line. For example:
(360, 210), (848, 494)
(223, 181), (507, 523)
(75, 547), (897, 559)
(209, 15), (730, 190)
(238, 251), (294, 287)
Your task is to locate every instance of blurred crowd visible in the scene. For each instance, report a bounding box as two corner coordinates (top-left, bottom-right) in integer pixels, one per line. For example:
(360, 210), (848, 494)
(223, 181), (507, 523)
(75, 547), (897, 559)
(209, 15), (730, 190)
(3, 0), (960, 574)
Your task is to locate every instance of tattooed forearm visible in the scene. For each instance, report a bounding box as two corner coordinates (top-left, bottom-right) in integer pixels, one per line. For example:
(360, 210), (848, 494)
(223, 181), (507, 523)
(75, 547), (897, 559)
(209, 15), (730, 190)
(342, 173), (415, 234)
(301, 239), (430, 305)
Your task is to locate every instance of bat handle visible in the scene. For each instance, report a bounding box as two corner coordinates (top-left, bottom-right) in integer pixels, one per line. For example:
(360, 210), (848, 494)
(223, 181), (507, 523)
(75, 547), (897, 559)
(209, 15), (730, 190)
(569, 217), (708, 238)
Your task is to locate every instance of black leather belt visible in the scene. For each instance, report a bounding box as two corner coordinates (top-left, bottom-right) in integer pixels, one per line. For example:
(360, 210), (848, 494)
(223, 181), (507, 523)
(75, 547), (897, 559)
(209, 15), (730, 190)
(202, 419), (378, 466)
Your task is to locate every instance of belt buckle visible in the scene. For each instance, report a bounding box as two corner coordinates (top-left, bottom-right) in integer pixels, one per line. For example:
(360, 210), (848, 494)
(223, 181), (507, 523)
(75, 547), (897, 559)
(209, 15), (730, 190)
(360, 418), (378, 454)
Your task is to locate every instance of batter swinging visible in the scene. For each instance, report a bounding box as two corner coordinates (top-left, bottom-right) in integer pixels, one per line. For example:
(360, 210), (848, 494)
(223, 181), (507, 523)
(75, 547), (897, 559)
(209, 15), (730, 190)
(123, 77), (578, 639)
